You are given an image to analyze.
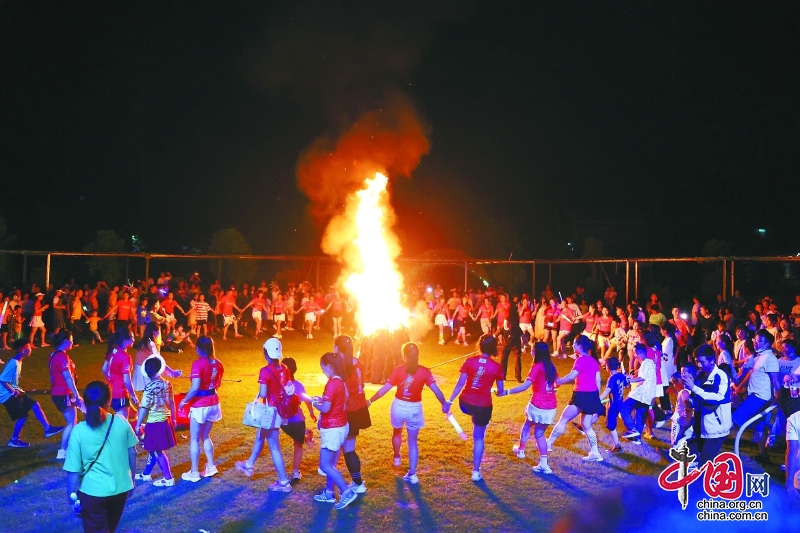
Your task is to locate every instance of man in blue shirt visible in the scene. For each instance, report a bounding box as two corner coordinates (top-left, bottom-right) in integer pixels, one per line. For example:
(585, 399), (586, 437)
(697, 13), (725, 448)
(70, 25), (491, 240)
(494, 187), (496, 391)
(1, 339), (64, 447)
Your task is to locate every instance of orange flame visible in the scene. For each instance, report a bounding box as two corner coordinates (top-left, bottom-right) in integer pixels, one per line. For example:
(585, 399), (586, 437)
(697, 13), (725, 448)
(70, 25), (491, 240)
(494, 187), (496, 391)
(343, 172), (407, 335)
(296, 99), (429, 336)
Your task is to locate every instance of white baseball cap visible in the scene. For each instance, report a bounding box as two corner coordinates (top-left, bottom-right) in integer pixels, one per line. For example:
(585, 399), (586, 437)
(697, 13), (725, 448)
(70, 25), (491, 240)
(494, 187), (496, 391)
(263, 337), (283, 360)
(141, 353), (167, 379)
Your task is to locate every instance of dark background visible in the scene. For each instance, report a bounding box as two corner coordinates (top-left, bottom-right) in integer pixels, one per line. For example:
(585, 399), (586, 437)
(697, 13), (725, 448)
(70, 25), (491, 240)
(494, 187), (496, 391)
(1, 1), (798, 260)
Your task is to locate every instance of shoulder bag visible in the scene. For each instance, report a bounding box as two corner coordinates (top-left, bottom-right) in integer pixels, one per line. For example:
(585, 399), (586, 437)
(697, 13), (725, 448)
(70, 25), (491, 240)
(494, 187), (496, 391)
(242, 396), (281, 429)
(81, 414), (115, 480)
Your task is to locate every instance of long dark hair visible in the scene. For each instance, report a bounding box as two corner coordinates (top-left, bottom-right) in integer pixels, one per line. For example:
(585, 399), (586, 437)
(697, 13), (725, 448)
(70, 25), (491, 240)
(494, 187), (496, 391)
(335, 335), (355, 378)
(403, 342), (420, 375)
(283, 357), (297, 380)
(320, 351), (345, 377)
(573, 335), (598, 361)
(134, 322), (159, 351)
(197, 336), (215, 359)
(106, 329), (133, 360)
(533, 341), (557, 386)
(83, 381), (111, 429)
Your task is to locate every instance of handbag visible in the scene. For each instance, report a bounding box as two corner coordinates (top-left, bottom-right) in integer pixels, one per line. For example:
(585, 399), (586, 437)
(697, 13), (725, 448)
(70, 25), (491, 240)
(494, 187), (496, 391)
(81, 414), (115, 480)
(242, 396), (281, 429)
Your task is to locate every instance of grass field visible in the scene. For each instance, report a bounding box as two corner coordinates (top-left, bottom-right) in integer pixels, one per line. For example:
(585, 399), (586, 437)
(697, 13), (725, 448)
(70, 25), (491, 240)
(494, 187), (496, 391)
(0, 328), (795, 533)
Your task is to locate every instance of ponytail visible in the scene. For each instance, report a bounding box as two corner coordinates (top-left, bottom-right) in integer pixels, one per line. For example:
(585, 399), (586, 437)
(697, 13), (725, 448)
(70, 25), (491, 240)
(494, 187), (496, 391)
(83, 381), (111, 429)
(403, 342), (419, 375)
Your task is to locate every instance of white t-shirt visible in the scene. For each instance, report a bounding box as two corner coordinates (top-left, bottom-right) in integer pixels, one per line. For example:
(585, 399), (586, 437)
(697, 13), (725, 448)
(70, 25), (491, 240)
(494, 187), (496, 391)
(792, 304), (800, 327)
(747, 350), (780, 401)
(787, 411), (800, 442)
(629, 358), (657, 404)
(661, 337), (676, 383)
(778, 356), (800, 380)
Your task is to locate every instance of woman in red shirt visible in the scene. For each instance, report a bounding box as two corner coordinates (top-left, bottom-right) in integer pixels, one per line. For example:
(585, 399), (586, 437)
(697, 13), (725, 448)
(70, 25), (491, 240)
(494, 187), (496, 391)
(49, 330), (83, 460)
(235, 337), (293, 492)
(272, 294), (287, 339)
(28, 292), (49, 348)
(102, 329), (139, 427)
(595, 306), (615, 361)
(325, 291), (349, 339)
(444, 334), (506, 482)
(311, 352), (358, 510)
(178, 336), (224, 482)
(454, 295), (472, 346)
(497, 342), (560, 474)
(335, 335), (371, 494)
(543, 299), (559, 350)
(546, 335), (604, 462)
(368, 342), (448, 485)
(432, 296), (451, 346)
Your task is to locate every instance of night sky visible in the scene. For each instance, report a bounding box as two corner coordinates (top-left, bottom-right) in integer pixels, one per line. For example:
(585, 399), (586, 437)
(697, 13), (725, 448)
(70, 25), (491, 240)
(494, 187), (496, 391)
(2, 1), (798, 259)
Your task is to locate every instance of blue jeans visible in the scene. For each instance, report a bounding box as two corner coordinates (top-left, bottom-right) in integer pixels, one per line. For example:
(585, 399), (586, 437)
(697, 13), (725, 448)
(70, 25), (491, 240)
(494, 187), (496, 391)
(620, 397), (649, 434)
(732, 395), (770, 433)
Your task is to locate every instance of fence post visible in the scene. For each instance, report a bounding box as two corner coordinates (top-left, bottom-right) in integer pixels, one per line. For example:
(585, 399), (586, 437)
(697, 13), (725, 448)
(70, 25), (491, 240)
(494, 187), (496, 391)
(625, 261), (630, 304)
(634, 261), (639, 300)
(731, 261), (735, 295)
(531, 261), (536, 298)
(22, 254), (27, 285)
(145, 256), (150, 285)
(46, 254), (51, 289)
(722, 260), (727, 300)
(464, 261), (468, 291)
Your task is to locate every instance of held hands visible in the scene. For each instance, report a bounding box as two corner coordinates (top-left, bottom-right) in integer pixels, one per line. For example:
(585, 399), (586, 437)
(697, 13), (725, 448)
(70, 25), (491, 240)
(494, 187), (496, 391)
(442, 400), (452, 414)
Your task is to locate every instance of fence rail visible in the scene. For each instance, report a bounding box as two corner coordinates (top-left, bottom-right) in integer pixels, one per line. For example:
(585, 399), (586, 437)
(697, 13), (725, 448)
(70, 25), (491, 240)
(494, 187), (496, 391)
(3, 249), (800, 305)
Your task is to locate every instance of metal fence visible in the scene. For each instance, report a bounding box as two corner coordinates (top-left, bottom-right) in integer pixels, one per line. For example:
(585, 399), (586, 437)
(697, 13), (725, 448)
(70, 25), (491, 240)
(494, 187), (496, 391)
(2, 250), (799, 310)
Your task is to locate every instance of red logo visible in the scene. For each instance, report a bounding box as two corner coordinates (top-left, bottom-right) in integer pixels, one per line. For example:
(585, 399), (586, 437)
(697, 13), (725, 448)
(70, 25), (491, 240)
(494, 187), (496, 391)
(657, 442), (744, 509)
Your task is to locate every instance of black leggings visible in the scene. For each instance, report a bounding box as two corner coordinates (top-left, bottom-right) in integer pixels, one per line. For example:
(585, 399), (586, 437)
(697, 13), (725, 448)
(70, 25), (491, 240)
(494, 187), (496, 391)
(78, 490), (130, 533)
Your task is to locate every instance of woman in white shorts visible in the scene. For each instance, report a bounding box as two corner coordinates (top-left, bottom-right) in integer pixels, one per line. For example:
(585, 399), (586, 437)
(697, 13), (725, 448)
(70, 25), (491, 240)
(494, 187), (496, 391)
(368, 342), (448, 485)
(497, 342), (559, 474)
(178, 336), (224, 482)
(311, 352), (358, 510)
(432, 296), (450, 345)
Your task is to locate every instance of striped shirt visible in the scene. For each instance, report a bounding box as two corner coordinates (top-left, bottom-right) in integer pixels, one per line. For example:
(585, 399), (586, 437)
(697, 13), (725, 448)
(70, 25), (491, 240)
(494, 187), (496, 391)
(192, 301), (212, 321)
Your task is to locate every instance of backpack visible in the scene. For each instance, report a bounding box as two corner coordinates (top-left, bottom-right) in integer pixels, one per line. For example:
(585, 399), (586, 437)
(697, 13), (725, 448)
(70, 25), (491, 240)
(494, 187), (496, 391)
(266, 365), (300, 419)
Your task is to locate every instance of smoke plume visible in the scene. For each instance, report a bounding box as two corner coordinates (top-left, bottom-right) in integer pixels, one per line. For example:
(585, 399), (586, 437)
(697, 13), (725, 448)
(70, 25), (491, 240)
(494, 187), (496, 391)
(296, 98), (429, 261)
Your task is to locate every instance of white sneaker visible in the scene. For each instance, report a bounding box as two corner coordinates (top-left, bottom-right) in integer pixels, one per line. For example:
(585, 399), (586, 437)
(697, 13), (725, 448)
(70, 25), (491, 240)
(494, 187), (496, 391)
(532, 464), (553, 475)
(56, 449), (67, 460)
(582, 452), (603, 462)
(438, 340), (445, 345)
(348, 481), (367, 493)
(153, 477), (175, 487)
(135, 473), (152, 482)
(181, 471), (202, 483)
(512, 444), (525, 459)
(471, 470), (483, 482)
(403, 472), (419, 485)
(292, 471), (302, 481)
(393, 457), (401, 467)
(202, 465), (218, 478)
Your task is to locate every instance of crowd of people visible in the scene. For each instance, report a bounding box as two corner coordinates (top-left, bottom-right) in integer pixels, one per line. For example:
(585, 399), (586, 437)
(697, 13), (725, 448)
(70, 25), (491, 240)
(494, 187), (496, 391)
(2, 272), (800, 532)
